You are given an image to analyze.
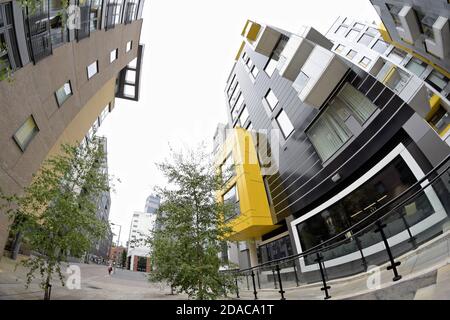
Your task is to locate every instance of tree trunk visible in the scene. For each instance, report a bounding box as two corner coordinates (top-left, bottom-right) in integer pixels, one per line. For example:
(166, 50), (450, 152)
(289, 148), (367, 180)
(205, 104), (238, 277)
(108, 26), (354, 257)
(10, 231), (22, 260)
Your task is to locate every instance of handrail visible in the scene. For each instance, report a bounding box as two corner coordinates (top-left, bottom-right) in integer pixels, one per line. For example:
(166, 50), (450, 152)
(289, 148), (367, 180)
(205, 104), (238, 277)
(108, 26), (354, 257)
(235, 154), (450, 273)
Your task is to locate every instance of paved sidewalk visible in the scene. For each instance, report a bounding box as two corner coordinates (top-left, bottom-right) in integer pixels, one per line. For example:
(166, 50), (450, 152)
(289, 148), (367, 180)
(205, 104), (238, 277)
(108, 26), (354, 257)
(0, 256), (188, 300)
(235, 232), (450, 300)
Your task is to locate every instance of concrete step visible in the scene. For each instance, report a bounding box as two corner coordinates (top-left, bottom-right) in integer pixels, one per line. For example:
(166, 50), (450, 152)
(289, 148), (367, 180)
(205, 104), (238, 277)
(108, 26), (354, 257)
(432, 263), (450, 300)
(414, 284), (436, 300)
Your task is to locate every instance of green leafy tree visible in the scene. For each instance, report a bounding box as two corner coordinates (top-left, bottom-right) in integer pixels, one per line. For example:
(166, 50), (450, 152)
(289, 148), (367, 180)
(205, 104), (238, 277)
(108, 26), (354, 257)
(148, 145), (237, 300)
(0, 137), (112, 300)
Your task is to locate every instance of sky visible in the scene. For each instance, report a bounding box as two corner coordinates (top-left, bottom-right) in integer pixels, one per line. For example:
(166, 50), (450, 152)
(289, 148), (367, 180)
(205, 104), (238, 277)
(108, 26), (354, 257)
(96, 0), (381, 246)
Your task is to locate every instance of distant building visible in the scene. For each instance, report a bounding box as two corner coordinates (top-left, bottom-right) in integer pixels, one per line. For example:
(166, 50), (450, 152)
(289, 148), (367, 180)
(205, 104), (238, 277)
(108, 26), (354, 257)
(109, 246), (127, 267)
(126, 210), (157, 272)
(144, 194), (161, 213)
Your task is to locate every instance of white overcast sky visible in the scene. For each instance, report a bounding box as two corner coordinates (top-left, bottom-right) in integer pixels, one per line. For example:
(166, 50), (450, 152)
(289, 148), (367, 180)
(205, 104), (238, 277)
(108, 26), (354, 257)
(96, 0), (380, 246)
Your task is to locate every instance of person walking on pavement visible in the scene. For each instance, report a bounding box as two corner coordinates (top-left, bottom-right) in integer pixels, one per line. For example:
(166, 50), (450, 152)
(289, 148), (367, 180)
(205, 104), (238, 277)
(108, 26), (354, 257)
(108, 262), (113, 276)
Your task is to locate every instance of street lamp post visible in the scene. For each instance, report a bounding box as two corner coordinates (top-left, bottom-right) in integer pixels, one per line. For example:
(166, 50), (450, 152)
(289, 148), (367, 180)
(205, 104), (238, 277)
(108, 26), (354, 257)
(110, 223), (122, 274)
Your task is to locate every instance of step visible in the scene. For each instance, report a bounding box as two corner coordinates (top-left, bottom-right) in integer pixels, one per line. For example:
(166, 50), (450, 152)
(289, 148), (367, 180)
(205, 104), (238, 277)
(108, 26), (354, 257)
(414, 284), (436, 300)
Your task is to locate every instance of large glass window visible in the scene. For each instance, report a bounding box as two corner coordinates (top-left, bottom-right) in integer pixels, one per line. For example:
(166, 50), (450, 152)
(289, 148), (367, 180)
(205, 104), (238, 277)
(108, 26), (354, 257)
(90, 0), (102, 31)
(264, 89), (278, 110)
(388, 48), (406, 64)
(306, 83), (377, 161)
(264, 34), (289, 77)
(55, 81), (73, 106)
(428, 105), (450, 135)
(257, 235), (293, 264)
(296, 155), (434, 265)
(425, 70), (448, 92)
(346, 29), (360, 40)
(239, 105), (249, 125)
(357, 33), (374, 46)
(221, 153), (235, 183)
(223, 184), (240, 220)
(13, 116), (39, 151)
(405, 57), (427, 77)
(416, 9), (438, 40)
(371, 39), (389, 54)
(0, 3), (21, 76)
(276, 110), (294, 139)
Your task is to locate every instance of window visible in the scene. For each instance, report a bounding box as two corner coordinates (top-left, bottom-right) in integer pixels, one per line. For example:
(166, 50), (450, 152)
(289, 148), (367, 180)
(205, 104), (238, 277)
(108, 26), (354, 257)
(346, 49), (357, 59)
(227, 74), (236, 97)
(245, 57), (252, 69)
(242, 52), (247, 61)
(335, 44), (345, 53)
(264, 89), (278, 110)
(296, 155), (433, 265)
(366, 27), (379, 36)
(306, 83), (377, 161)
(335, 26), (348, 36)
(346, 29), (360, 40)
(416, 9), (438, 40)
(293, 71), (309, 93)
(90, 0), (103, 31)
(221, 153), (235, 183)
(264, 34), (289, 77)
(0, 3), (21, 73)
(276, 110), (294, 138)
(13, 116), (39, 151)
(223, 184), (240, 220)
(371, 39), (389, 54)
(257, 235), (293, 264)
(425, 70), (449, 92)
(358, 33), (374, 46)
(240, 105), (249, 125)
(233, 92), (244, 112)
(87, 61), (98, 79)
(428, 105), (449, 135)
(110, 48), (118, 63)
(98, 104), (110, 126)
(359, 56), (372, 68)
(250, 64), (259, 78)
(55, 81), (73, 106)
(353, 23), (365, 31)
(405, 58), (427, 77)
(388, 48), (406, 64)
(126, 41), (132, 52)
(245, 122), (253, 130)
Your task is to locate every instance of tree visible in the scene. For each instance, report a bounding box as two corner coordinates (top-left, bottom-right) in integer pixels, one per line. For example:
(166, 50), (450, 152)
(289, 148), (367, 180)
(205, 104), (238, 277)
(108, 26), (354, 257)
(0, 137), (112, 300)
(148, 145), (236, 300)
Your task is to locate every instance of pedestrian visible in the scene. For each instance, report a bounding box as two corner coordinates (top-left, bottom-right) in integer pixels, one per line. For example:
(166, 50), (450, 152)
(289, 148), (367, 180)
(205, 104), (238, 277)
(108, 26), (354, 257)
(108, 262), (113, 275)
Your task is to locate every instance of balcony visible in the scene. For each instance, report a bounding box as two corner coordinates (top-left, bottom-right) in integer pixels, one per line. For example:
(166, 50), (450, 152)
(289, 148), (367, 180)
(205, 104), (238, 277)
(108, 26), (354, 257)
(244, 22), (283, 57)
(396, 5), (421, 44)
(216, 128), (279, 241)
(277, 26), (333, 82)
(25, 9), (52, 63)
(294, 46), (349, 108)
(424, 16), (450, 60)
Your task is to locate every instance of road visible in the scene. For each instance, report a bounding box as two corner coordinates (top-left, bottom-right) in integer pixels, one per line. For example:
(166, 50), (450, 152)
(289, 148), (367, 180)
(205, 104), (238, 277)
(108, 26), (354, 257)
(0, 256), (188, 300)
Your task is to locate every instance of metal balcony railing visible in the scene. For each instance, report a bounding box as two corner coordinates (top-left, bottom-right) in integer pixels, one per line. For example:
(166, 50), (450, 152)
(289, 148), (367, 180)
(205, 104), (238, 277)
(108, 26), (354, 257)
(222, 152), (450, 300)
(76, 3), (92, 41)
(25, 8), (52, 63)
(124, 2), (136, 25)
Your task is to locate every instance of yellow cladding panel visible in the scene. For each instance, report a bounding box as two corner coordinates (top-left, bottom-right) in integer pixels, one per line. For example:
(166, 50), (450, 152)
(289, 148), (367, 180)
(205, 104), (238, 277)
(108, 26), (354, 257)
(426, 94), (441, 121)
(378, 22), (392, 43)
(241, 20), (261, 41)
(218, 128), (279, 241)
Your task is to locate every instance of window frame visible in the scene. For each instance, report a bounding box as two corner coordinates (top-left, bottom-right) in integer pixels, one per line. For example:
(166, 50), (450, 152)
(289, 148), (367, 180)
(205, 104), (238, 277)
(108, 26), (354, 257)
(264, 89), (279, 111)
(13, 115), (39, 152)
(275, 109), (295, 139)
(87, 60), (99, 79)
(54, 80), (73, 107)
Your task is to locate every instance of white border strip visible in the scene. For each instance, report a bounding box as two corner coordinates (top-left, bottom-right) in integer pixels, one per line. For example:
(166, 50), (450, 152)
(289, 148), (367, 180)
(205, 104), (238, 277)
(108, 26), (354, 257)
(290, 143), (445, 272)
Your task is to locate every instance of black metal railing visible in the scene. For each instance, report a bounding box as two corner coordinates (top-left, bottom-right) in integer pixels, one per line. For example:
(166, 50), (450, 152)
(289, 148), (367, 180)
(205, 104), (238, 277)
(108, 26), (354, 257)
(224, 154), (450, 300)
(76, 2), (92, 41)
(25, 7), (52, 63)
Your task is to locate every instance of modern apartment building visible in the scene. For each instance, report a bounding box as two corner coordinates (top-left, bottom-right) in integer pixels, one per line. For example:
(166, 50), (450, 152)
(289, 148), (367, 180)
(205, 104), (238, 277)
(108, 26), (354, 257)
(369, 0), (449, 76)
(0, 0), (145, 258)
(215, 17), (450, 280)
(144, 194), (160, 214)
(87, 136), (113, 263)
(126, 210), (156, 272)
